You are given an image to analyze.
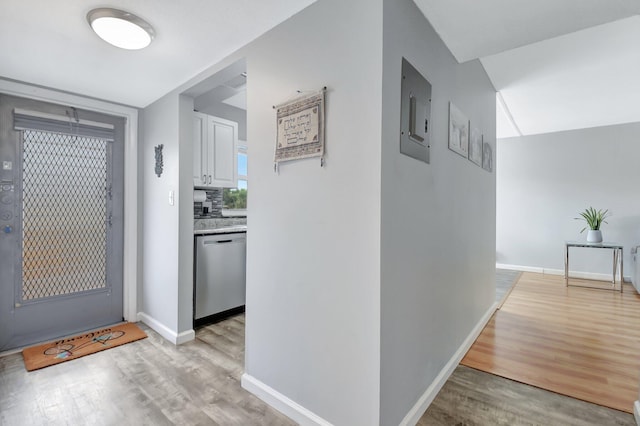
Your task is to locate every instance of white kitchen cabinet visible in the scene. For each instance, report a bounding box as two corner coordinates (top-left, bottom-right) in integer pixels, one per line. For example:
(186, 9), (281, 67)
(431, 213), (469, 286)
(193, 112), (238, 188)
(193, 112), (207, 187)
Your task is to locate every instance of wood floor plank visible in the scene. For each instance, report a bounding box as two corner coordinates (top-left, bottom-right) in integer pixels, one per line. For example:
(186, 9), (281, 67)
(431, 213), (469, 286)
(419, 365), (635, 426)
(495, 268), (521, 307)
(461, 272), (640, 413)
(0, 315), (295, 426)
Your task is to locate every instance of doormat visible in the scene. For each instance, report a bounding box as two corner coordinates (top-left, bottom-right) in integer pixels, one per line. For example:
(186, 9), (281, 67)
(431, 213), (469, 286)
(22, 322), (147, 372)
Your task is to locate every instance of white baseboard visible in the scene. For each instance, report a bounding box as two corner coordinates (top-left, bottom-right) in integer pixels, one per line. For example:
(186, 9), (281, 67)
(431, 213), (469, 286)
(496, 263), (544, 274)
(496, 263), (630, 283)
(634, 400), (640, 426)
(399, 301), (499, 426)
(176, 329), (196, 345)
(241, 373), (333, 426)
(0, 347), (24, 357)
(137, 312), (195, 345)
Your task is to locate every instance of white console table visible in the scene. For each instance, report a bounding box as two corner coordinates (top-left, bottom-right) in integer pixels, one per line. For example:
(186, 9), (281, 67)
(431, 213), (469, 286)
(564, 241), (623, 292)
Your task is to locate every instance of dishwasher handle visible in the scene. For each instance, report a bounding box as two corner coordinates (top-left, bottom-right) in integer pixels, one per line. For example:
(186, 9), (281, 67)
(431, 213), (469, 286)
(203, 239), (235, 245)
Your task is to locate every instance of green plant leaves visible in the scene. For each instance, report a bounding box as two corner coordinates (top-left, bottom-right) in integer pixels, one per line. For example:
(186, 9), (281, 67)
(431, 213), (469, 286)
(574, 207), (611, 232)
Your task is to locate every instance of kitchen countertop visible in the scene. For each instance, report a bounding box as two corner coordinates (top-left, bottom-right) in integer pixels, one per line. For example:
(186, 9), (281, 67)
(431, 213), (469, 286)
(194, 217), (247, 235)
(194, 225), (247, 235)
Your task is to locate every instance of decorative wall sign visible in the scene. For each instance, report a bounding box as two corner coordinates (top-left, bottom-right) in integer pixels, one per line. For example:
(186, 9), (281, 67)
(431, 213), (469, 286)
(274, 88), (325, 164)
(482, 141), (493, 172)
(448, 102), (469, 158)
(154, 144), (163, 177)
(468, 125), (483, 166)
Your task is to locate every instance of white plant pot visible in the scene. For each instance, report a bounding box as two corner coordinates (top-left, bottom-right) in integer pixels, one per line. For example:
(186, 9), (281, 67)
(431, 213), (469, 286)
(587, 230), (602, 243)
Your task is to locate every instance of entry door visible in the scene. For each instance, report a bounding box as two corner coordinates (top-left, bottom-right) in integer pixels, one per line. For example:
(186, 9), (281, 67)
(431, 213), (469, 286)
(0, 95), (125, 351)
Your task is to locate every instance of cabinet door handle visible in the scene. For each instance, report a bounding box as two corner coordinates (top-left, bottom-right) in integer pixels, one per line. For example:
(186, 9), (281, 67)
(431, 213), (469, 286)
(202, 174), (206, 183)
(208, 175), (212, 184)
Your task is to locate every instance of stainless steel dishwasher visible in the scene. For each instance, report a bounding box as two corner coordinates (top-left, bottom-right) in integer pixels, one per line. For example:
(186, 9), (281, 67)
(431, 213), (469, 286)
(194, 232), (246, 321)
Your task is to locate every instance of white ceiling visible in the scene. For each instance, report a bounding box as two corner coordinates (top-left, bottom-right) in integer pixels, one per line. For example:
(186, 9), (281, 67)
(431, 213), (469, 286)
(2, 0), (638, 137)
(414, 0), (640, 138)
(482, 16), (640, 137)
(0, 0), (315, 108)
(222, 91), (247, 111)
(412, 0), (640, 63)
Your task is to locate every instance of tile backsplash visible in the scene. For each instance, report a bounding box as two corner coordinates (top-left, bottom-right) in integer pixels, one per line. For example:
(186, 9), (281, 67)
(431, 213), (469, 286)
(194, 188), (223, 218)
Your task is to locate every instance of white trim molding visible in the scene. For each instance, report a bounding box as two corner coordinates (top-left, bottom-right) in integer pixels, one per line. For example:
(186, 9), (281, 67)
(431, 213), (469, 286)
(137, 312), (195, 345)
(496, 263), (630, 283)
(0, 78), (139, 322)
(176, 329), (196, 345)
(634, 400), (640, 426)
(495, 263), (544, 274)
(399, 301), (499, 426)
(241, 374), (333, 426)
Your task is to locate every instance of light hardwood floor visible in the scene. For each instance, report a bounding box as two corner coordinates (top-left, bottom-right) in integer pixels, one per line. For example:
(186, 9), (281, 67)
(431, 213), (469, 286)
(0, 315), (295, 426)
(462, 272), (640, 413)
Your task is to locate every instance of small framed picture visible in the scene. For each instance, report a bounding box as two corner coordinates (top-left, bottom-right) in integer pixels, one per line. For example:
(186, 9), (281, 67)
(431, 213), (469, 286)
(448, 102), (469, 158)
(468, 125), (483, 166)
(482, 141), (493, 172)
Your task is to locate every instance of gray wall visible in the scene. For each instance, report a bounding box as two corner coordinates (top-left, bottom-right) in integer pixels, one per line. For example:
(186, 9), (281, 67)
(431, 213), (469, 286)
(242, 0), (383, 424)
(178, 94), (195, 332)
(141, 95), (181, 330)
(141, 93), (196, 338)
(380, 0), (497, 424)
(497, 122), (640, 278)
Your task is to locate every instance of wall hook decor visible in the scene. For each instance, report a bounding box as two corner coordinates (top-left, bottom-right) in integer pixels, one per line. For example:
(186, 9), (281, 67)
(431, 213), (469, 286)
(154, 144), (164, 177)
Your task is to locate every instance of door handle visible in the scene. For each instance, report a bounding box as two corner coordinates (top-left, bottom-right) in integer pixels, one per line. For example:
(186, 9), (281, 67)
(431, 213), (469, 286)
(208, 175), (212, 184)
(202, 174), (206, 183)
(409, 95), (424, 143)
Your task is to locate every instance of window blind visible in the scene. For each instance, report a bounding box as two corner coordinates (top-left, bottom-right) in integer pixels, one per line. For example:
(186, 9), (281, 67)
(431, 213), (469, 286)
(13, 108), (115, 141)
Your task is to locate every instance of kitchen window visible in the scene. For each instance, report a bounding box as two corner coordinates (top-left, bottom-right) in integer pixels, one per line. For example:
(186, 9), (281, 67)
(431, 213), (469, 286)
(222, 144), (247, 216)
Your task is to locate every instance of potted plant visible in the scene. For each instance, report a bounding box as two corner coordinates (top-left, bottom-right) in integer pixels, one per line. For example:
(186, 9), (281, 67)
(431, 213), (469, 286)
(575, 207), (611, 243)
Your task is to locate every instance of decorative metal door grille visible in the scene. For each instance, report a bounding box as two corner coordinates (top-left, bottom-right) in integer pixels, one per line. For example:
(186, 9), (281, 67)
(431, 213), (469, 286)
(21, 129), (108, 301)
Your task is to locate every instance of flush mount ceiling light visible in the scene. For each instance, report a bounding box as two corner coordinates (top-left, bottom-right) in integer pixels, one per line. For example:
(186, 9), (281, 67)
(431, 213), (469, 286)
(87, 8), (155, 50)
